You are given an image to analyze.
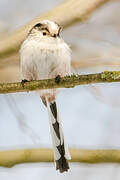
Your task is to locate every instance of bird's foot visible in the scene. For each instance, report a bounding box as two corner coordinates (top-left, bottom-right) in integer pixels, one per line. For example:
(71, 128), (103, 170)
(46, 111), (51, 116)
(55, 75), (61, 84)
(21, 79), (28, 88)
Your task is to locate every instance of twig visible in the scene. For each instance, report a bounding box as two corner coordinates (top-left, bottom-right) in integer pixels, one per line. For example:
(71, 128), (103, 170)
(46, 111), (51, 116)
(0, 71), (120, 94)
(0, 0), (112, 59)
(0, 148), (120, 167)
(71, 60), (120, 69)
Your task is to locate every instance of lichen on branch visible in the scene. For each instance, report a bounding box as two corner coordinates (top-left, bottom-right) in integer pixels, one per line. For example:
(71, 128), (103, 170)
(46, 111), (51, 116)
(0, 71), (120, 94)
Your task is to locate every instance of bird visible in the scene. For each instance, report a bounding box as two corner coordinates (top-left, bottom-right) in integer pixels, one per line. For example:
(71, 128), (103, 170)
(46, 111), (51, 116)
(20, 20), (71, 173)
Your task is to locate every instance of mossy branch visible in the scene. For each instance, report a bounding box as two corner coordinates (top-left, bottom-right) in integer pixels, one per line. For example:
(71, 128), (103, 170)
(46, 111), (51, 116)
(0, 148), (120, 168)
(0, 0), (112, 59)
(0, 71), (120, 94)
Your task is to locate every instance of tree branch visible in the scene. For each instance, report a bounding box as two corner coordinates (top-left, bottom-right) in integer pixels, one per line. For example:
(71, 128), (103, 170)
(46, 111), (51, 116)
(0, 148), (120, 167)
(0, 71), (120, 94)
(71, 60), (120, 69)
(0, 0), (112, 59)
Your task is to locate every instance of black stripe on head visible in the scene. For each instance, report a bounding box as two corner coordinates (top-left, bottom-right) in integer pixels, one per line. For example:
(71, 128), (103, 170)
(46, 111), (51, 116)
(54, 21), (62, 35)
(34, 23), (43, 28)
(33, 23), (50, 33)
(28, 23), (43, 35)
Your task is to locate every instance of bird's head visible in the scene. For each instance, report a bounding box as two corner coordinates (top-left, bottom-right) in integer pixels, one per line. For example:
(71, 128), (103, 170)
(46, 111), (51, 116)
(28, 20), (62, 39)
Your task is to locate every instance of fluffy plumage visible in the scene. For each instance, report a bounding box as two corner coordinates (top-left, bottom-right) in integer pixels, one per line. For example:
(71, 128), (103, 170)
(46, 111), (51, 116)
(20, 20), (71, 172)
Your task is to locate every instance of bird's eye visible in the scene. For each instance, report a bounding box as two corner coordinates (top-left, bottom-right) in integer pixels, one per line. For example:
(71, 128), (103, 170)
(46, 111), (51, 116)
(43, 32), (47, 36)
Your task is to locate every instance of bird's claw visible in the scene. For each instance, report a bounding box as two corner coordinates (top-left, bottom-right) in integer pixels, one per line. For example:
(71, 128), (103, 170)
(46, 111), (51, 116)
(21, 79), (28, 88)
(55, 75), (61, 84)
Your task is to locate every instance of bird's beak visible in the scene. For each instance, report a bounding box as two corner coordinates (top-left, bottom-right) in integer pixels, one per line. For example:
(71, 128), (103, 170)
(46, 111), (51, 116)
(52, 27), (61, 38)
(52, 34), (57, 38)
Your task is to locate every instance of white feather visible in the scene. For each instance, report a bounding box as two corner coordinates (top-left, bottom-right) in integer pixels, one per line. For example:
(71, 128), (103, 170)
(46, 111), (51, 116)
(46, 98), (71, 161)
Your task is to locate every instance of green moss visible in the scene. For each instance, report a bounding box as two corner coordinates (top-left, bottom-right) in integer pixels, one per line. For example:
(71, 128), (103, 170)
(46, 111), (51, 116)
(101, 71), (120, 81)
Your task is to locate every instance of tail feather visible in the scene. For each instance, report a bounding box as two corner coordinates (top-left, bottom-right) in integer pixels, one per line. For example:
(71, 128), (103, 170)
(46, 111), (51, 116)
(46, 99), (70, 173)
(56, 142), (69, 172)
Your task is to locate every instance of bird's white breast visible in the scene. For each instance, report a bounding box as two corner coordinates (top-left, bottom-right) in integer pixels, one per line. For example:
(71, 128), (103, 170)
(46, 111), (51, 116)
(20, 37), (71, 81)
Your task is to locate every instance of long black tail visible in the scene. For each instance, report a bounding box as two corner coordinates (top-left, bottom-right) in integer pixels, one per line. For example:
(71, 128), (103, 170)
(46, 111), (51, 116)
(46, 99), (70, 173)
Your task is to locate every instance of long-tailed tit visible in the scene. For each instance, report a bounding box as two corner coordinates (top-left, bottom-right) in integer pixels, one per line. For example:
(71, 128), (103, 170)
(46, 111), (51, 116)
(20, 20), (71, 173)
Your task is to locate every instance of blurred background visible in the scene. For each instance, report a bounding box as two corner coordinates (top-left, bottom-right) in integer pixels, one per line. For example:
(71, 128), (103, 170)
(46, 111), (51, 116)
(1, 0), (120, 179)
